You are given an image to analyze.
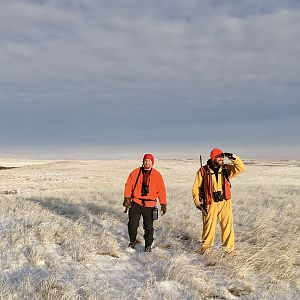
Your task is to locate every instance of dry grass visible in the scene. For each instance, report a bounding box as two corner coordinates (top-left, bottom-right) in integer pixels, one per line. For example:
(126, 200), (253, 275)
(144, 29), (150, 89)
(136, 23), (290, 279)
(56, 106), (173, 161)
(0, 158), (299, 299)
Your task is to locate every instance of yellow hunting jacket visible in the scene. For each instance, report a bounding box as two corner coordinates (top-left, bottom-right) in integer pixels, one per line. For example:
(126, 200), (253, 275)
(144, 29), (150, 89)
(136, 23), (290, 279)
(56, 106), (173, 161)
(192, 155), (245, 207)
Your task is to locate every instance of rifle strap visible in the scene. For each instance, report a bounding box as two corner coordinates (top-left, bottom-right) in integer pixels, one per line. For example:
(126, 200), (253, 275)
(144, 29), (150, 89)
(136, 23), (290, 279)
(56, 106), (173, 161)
(131, 167), (142, 198)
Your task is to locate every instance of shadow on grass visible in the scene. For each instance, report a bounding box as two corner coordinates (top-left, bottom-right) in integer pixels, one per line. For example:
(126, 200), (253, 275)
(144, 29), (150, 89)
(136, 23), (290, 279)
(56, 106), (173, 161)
(25, 195), (130, 251)
(26, 196), (92, 222)
(24, 195), (127, 226)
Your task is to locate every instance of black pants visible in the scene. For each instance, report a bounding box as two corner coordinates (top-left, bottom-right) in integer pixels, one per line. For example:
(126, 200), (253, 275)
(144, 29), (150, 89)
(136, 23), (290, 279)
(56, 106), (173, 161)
(128, 201), (154, 247)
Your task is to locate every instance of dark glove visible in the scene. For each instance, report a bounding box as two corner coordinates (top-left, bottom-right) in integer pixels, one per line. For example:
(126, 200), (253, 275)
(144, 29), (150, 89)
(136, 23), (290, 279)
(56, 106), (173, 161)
(224, 153), (235, 160)
(161, 204), (167, 215)
(197, 204), (208, 216)
(123, 197), (131, 208)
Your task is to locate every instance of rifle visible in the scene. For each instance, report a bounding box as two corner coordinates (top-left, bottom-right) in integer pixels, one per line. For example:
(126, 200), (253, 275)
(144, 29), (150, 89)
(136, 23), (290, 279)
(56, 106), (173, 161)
(197, 155), (208, 216)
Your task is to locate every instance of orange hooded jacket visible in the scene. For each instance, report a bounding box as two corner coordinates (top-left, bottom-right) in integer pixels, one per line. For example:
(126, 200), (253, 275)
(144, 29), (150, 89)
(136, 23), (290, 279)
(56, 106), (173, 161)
(124, 167), (167, 208)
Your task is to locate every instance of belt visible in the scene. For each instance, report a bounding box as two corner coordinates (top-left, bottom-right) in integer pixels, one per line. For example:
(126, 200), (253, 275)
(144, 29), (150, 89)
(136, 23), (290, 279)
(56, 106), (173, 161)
(134, 198), (156, 206)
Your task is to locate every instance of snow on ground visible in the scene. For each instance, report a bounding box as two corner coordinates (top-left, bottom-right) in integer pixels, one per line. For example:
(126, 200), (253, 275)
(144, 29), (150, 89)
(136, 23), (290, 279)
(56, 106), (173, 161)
(0, 158), (299, 299)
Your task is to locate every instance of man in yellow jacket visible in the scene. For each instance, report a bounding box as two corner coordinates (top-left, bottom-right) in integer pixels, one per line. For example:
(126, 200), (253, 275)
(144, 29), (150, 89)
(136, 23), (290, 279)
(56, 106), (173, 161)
(123, 154), (167, 252)
(192, 148), (245, 254)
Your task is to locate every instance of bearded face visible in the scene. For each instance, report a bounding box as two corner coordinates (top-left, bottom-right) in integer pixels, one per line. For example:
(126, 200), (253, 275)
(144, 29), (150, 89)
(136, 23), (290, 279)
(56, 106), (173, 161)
(213, 155), (224, 167)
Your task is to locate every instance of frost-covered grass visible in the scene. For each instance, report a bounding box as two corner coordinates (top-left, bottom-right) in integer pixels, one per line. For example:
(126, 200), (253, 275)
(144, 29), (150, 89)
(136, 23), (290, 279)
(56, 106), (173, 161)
(0, 158), (299, 299)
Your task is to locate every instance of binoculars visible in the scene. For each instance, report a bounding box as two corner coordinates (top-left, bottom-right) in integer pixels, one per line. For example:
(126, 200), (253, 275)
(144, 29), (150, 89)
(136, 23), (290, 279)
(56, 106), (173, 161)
(213, 191), (224, 202)
(141, 183), (149, 196)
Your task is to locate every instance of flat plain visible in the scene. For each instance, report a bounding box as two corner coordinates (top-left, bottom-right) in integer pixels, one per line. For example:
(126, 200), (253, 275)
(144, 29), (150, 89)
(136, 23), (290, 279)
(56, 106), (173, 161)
(0, 158), (299, 299)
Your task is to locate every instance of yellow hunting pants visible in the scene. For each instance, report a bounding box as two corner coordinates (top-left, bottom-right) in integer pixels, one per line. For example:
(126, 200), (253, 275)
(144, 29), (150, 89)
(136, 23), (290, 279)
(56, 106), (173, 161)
(201, 199), (234, 252)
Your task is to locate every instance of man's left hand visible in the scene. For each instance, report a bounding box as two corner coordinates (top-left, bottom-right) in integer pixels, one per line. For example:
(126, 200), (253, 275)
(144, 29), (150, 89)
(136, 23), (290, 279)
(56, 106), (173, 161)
(161, 204), (167, 215)
(224, 153), (235, 160)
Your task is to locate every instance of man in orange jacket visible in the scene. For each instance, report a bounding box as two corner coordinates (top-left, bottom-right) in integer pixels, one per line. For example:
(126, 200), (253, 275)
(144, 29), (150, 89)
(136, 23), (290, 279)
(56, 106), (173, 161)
(123, 154), (167, 252)
(192, 148), (245, 254)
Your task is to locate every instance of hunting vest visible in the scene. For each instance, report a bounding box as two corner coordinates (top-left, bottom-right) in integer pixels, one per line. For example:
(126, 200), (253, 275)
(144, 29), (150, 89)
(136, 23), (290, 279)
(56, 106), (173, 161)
(200, 164), (232, 205)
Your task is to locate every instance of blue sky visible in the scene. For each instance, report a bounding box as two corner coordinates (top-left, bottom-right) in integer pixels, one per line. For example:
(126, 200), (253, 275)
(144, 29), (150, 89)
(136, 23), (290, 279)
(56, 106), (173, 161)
(1, 0), (300, 159)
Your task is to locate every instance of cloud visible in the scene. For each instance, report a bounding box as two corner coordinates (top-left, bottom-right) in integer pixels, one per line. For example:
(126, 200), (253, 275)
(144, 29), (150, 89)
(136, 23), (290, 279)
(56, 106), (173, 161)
(0, 1), (299, 157)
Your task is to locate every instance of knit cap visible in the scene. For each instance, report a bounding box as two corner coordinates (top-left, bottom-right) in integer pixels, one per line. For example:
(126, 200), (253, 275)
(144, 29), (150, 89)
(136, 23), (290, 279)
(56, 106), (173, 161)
(143, 154), (154, 165)
(210, 148), (224, 160)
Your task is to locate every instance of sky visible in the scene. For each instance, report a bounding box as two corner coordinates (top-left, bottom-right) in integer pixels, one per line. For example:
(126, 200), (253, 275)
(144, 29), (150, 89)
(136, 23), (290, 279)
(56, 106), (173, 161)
(1, 0), (300, 160)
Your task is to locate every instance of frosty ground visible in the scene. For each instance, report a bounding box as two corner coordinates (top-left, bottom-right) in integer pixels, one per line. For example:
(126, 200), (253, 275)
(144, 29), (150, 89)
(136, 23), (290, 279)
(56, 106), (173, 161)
(0, 158), (299, 299)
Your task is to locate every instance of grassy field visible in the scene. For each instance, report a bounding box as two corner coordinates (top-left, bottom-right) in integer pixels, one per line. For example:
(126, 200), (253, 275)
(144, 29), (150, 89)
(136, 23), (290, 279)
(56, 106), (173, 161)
(0, 158), (299, 299)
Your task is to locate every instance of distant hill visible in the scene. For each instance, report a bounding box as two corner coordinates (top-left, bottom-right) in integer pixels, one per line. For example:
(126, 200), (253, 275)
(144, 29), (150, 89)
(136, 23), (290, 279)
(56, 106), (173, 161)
(0, 166), (17, 170)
